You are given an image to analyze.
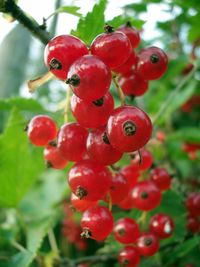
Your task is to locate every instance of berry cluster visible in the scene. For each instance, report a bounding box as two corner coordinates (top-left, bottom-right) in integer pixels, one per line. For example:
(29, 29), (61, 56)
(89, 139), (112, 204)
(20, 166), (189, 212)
(185, 192), (200, 234)
(26, 22), (169, 266)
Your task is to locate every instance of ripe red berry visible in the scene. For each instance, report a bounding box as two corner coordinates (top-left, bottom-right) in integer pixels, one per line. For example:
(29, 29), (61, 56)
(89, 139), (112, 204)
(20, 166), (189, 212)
(120, 165), (140, 188)
(81, 206), (114, 241)
(186, 215), (200, 234)
(57, 122), (88, 162)
(113, 218), (140, 244)
(118, 22), (141, 48)
(44, 35), (88, 80)
(130, 181), (161, 211)
(136, 232), (160, 256)
(150, 213), (174, 239)
(118, 246), (140, 267)
(118, 191), (135, 210)
(66, 55), (111, 102)
(27, 115), (57, 146)
(91, 25), (132, 69)
(137, 46), (168, 80)
(119, 71), (149, 97)
(68, 160), (111, 201)
(131, 149), (153, 171)
(70, 193), (97, 213)
(150, 167), (171, 191)
(108, 173), (129, 204)
(107, 106), (152, 152)
(113, 52), (137, 75)
(71, 92), (114, 129)
(86, 127), (123, 165)
(185, 192), (200, 216)
(44, 144), (67, 169)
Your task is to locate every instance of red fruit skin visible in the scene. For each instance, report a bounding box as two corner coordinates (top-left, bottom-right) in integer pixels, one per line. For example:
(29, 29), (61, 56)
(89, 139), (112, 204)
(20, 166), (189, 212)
(130, 181), (162, 211)
(113, 52), (137, 75)
(44, 35), (88, 80)
(44, 145), (67, 169)
(109, 173), (129, 204)
(118, 25), (141, 48)
(118, 192), (135, 210)
(186, 215), (200, 234)
(137, 233), (160, 257)
(107, 106), (152, 152)
(120, 165), (140, 188)
(113, 218), (140, 244)
(91, 31), (132, 69)
(27, 115), (57, 146)
(118, 246), (140, 267)
(57, 123), (88, 162)
(70, 193), (97, 213)
(150, 213), (174, 239)
(150, 167), (171, 191)
(68, 160), (112, 201)
(131, 149), (153, 171)
(119, 71), (149, 97)
(71, 92), (114, 129)
(81, 206), (114, 241)
(185, 192), (200, 216)
(137, 46), (168, 80)
(67, 55), (111, 102)
(86, 127), (123, 165)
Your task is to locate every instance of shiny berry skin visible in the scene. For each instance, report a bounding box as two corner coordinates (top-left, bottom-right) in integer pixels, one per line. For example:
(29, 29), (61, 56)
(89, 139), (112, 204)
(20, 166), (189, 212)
(81, 206), (114, 241)
(130, 181), (162, 211)
(120, 165), (140, 188)
(90, 26), (132, 69)
(113, 52), (137, 75)
(136, 232), (160, 256)
(118, 191), (135, 210)
(150, 213), (174, 239)
(186, 215), (200, 234)
(118, 23), (141, 48)
(108, 173), (129, 204)
(44, 35), (88, 80)
(131, 149), (153, 171)
(118, 246), (140, 267)
(150, 167), (171, 191)
(68, 160), (111, 201)
(86, 127), (123, 165)
(27, 115), (57, 146)
(66, 55), (111, 102)
(57, 123), (88, 162)
(185, 192), (200, 216)
(70, 193), (97, 213)
(44, 144), (67, 169)
(119, 71), (149, 97)
(137, 46), (168, 80)
(107, 106), (152, 152)
(71, 92), (114, 129)
(113, 218), (140, 244)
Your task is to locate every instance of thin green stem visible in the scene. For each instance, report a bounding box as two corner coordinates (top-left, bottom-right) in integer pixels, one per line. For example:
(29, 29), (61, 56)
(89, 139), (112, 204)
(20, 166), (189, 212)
(112, 74), (125, 106)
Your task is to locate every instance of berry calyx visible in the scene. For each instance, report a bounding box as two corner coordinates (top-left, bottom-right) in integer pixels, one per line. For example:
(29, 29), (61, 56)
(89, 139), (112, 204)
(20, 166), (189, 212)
(70, 193), (97, 212)
(44, 144), (68, 169)
(136, 233), (160, 256)
(118, 22), (141, 48)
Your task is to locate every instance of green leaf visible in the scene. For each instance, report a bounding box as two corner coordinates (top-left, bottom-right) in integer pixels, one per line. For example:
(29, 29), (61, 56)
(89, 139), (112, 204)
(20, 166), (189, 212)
(123, 3), (147, 13)
(0, 109), (44, 207)
(107, 15), (145, 29)
(167, 127), (200, 143)
(47, 6), (82, 19)
(71, 0), (107, 44)
(0, 97), (45, 112)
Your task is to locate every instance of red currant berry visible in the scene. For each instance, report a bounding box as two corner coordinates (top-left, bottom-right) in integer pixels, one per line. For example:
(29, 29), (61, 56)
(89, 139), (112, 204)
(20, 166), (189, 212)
(137, 46), (168, 80)
(107, 106), (152, 152)
(86, 127), (123, 165)
(136, 232), (160, 256)
(81, 206), (114, 240)
(120, 165), (140, 188)
(71, 92), (114, 129)
(91, 25), (132, 69)
(68, 160), (111, 201)
(185, 192), (200, 216)
(130, 181), (161, 211)
(119, 71), (149, 97)
(27, 115), (57, 146)
(118, 191), (135, 210)
(66, 55), (111, 102)
(131, 149), (153, 171)
(70, 193), (97, 213)
(108, 173), (129, 204)
(44, 35), (88, 80)
(114, 218), (140, 244)
(150, 167), (171, 191)
(57, 122), (88, 162)
(186, 215), (200, 234)
(150, 213), (174, 239)
(118, 22), (141, 48)
(113, 52), (137, 75)
(44, 144), (67, 169)
(118, 246), (140, 267)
